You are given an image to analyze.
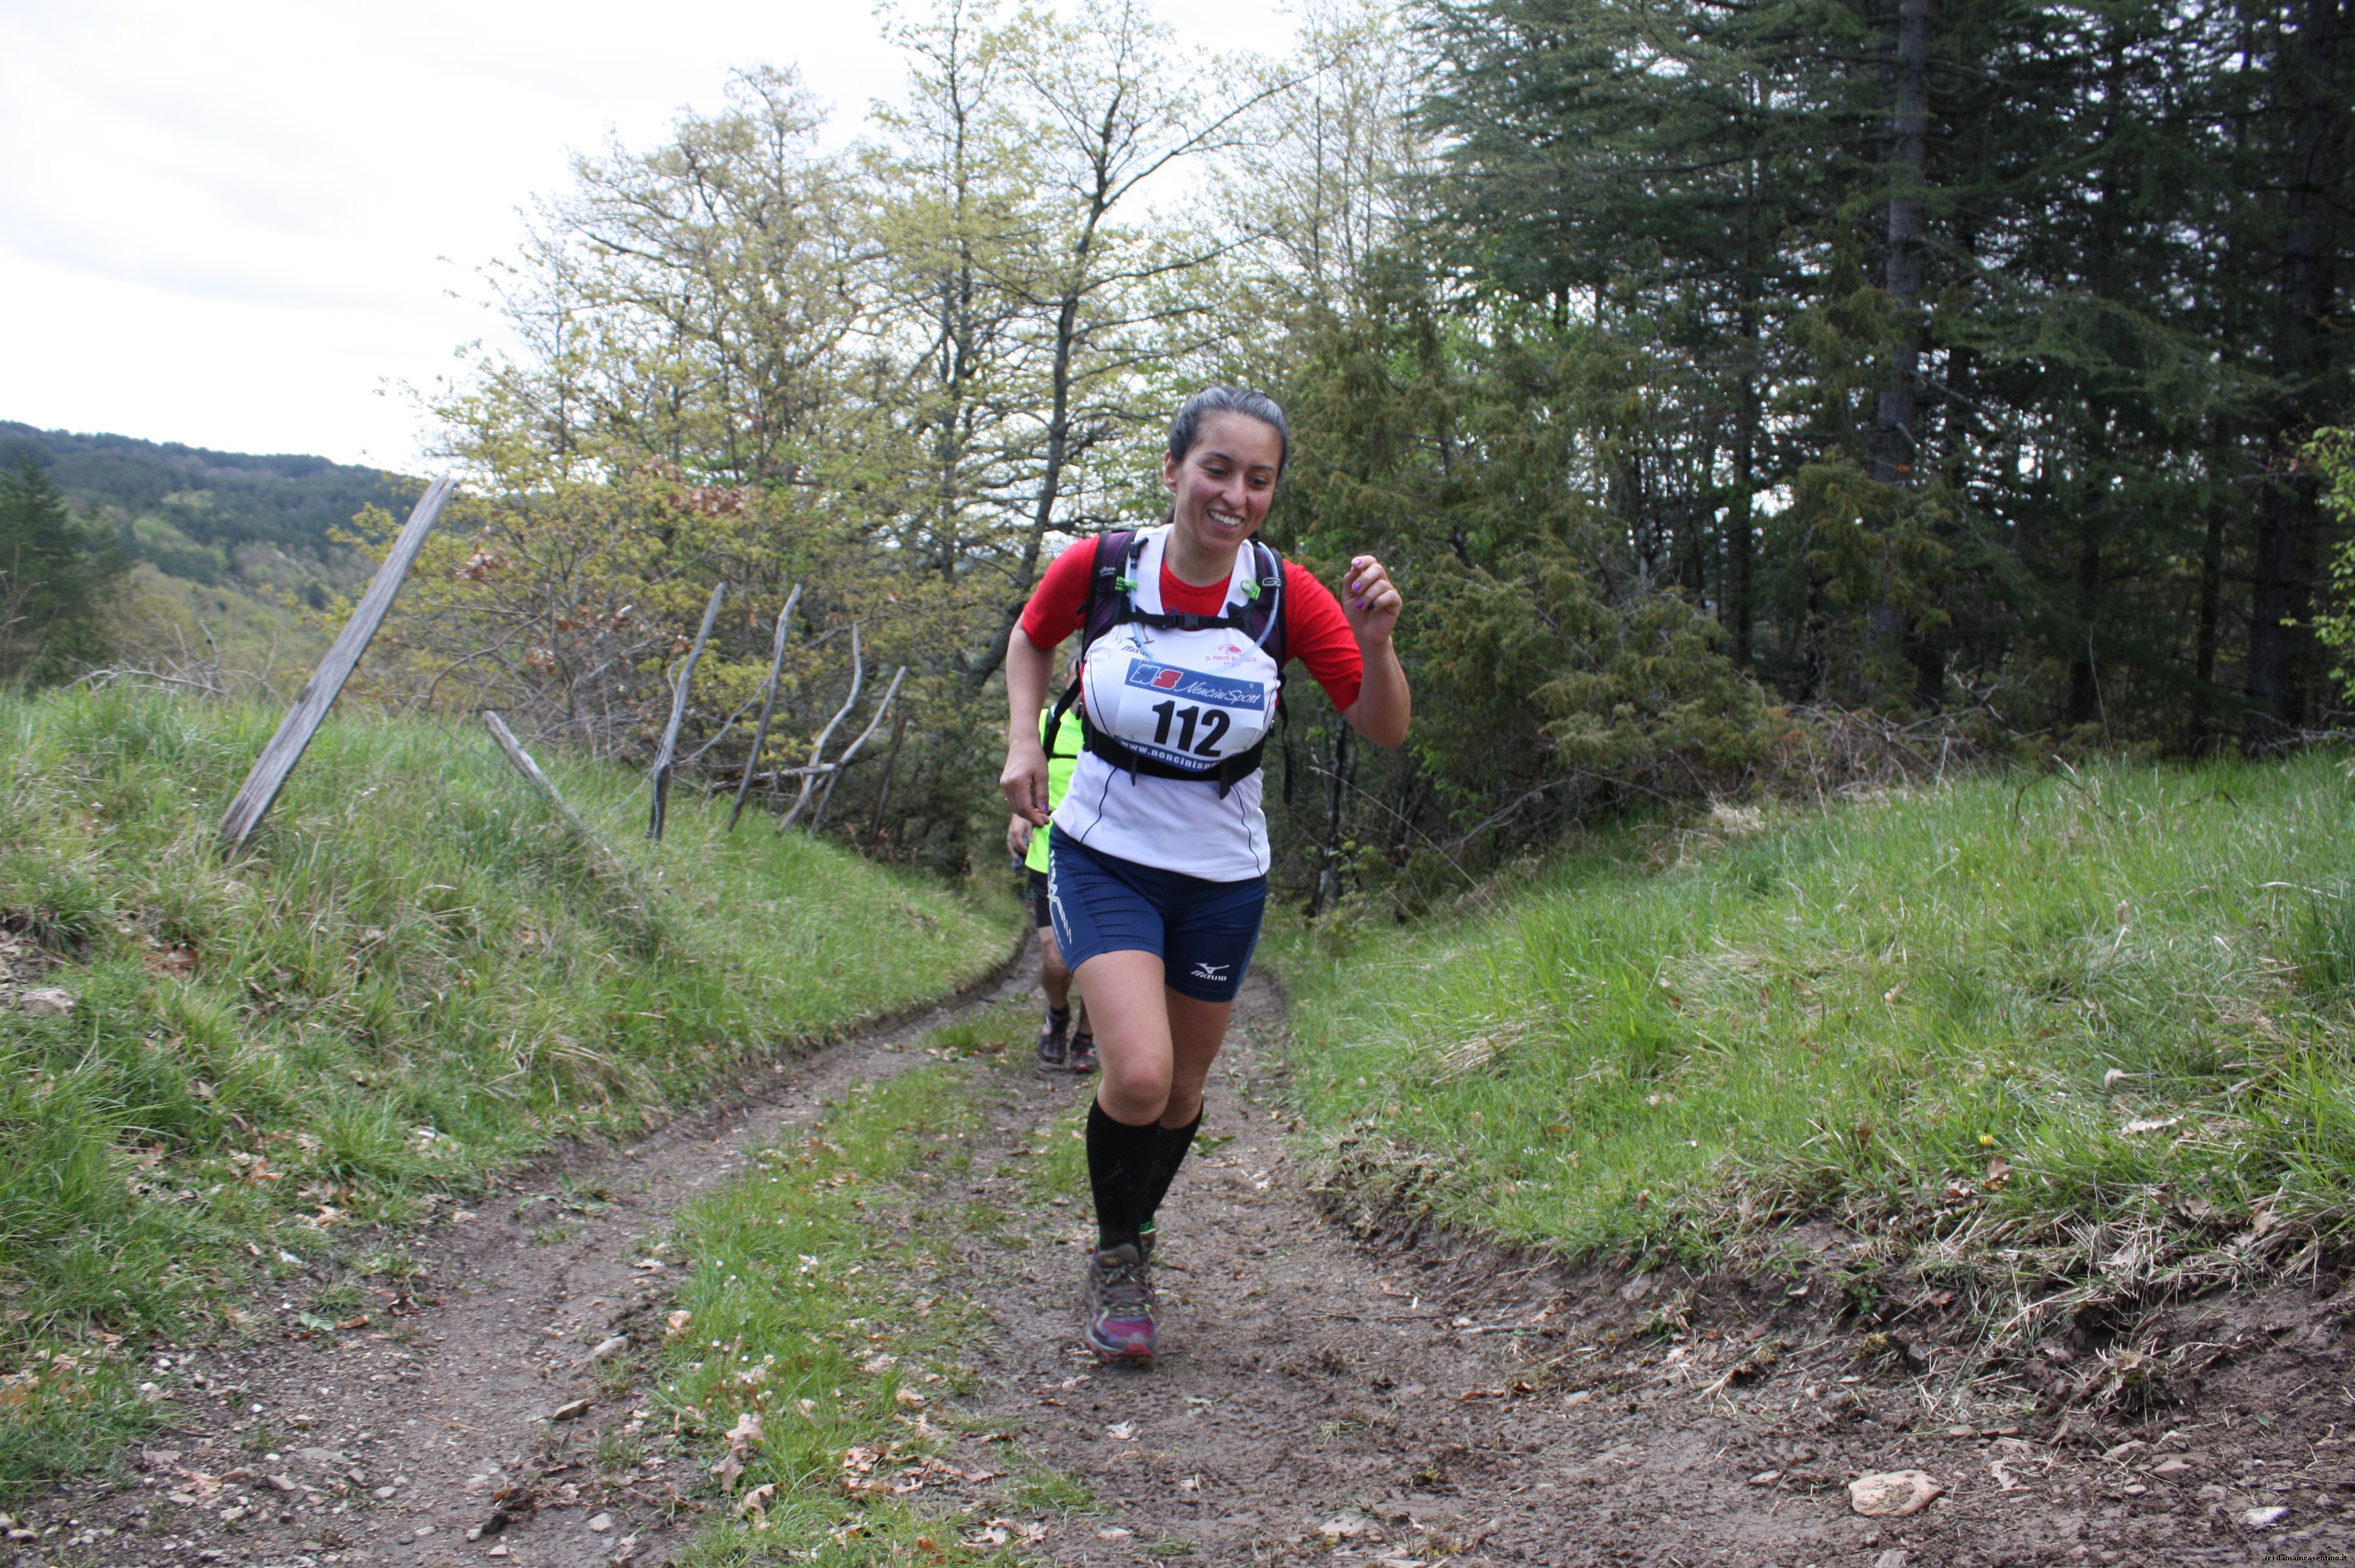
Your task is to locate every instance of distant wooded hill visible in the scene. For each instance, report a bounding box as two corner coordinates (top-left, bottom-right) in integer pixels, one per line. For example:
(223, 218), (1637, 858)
(0, 421), (419, 600)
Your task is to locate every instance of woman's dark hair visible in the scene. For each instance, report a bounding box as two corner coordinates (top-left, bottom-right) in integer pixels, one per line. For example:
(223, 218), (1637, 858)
(1168, 386), (1290, 477)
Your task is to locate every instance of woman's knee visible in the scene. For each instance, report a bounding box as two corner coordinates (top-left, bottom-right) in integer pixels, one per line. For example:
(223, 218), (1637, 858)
(1097, 1058), (1171, 1123)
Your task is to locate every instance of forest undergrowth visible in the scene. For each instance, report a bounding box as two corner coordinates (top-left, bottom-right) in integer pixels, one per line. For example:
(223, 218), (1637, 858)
(0, 686), (1018, 1488)
(1273, 750), (2355, 1357)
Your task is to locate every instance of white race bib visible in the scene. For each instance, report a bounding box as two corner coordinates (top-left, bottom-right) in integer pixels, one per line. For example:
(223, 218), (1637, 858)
(1077, 530), (1280, 776)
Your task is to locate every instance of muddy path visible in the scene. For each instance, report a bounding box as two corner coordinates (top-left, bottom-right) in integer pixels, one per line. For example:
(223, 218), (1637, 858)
(951, 976), (2355, 1568)
(23, 947), (2355, 1568)
(16, 956), (1038, 1568)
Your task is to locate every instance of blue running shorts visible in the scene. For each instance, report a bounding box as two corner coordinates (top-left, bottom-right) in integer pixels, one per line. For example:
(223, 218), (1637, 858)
(1046, 833), (1267, 1003)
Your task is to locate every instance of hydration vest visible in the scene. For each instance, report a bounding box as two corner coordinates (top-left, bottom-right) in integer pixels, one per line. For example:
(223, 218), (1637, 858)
(1044, 527), (1288, 798)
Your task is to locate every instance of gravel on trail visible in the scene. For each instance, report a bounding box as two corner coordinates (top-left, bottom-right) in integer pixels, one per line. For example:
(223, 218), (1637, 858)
(17, 944), (2355, 1568)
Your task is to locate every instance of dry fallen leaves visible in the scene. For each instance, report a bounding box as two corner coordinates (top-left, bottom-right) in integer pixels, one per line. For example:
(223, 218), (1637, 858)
(709, 1411), (763, 1489)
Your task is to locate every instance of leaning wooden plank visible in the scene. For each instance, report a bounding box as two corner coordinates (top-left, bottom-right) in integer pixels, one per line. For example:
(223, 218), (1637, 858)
(728, 584), (802, 832)
(646, 579), (727, 843)
(218, 472), (458, 856)
(484, 710), (581, 821)
(483, 710), (660, 940)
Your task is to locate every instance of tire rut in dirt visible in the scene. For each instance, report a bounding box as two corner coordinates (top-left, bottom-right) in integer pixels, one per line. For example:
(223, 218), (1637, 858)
(959, 972), (2355, 1568)
(20, 961), (1036, 1568)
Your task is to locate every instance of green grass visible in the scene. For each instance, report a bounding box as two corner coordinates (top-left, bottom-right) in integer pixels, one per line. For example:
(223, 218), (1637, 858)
(1270, 752), (2355, 1323)
(0, 685), (1017, 1488)
(646, 1052), (1029, 1566)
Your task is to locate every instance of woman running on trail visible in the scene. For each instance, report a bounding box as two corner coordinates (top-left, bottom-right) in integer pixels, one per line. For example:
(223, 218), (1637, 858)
(999, 385), (1409, 1362)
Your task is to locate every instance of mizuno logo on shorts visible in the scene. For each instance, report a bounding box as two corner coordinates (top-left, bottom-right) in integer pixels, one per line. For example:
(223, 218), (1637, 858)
(1190, 962), (1229, 981)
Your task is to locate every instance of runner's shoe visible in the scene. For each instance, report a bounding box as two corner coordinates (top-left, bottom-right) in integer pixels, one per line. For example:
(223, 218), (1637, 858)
(1067, 1027), (1098, 1074)
(1036, 1006), (1070, 1070)
(1082, 1242), (1155, 1361)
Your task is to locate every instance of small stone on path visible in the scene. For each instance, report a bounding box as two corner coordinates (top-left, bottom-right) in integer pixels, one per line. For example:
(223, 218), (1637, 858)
(1848, 1470), (1943, 1518)
(588, 1512), (613, 1534)
(2243, 1505), (2289, 1528)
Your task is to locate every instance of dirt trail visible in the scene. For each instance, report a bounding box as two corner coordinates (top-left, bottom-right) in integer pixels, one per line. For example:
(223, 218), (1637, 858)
(953, 976), (2355, 1568)
(24, 947), (2355, 1568)
(18, 959), (1035, 1568)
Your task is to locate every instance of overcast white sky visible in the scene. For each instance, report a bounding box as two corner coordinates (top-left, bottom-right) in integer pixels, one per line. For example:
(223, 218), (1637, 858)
(0, 0), (1295, 472)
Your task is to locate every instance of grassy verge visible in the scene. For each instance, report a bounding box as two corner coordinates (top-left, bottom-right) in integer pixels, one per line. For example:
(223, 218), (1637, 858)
(0, 686), (1017, 1488)
(634, 1031), (1036, 1566)
(1269, 752), (2355, 1336)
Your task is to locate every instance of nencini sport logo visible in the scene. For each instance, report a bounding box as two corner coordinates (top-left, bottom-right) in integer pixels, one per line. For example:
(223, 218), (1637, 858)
(1123, 661), (1268, 710)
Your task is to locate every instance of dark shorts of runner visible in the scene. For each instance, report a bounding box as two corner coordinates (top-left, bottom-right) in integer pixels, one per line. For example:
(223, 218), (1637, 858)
(1045, 833), (1267, 1004)
(1026, 868), (1052, 930)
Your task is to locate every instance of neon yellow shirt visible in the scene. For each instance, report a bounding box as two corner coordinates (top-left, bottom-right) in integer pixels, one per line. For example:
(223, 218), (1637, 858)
(1024, 704), (1084, 873)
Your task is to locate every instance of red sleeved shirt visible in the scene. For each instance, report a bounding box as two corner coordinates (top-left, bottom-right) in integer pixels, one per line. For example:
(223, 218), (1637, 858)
(1020, 540), (1364, 712)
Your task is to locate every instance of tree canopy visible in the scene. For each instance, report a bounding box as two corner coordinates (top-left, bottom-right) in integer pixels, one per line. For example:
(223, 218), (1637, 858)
(348, 0), (2349, 895)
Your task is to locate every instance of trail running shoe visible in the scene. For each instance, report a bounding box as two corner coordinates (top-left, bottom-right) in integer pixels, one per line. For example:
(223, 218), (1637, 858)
(1036, 1006), (1070, 1070)
(1083, 1242), (1155, 1361)
(1067, 1027), (1098, 1074)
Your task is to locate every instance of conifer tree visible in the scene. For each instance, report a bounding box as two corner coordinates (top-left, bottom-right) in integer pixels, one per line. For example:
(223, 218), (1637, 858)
(0, 457), (124, 686)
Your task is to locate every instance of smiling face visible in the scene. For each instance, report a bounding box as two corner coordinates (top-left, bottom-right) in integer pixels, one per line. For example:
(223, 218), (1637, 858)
(1163, 410), (1284, 574)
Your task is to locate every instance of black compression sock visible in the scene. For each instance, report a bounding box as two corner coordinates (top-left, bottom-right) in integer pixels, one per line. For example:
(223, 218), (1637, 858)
(1085, 1099), (1158, 1255)
(1139, 1112), (1203, 1229)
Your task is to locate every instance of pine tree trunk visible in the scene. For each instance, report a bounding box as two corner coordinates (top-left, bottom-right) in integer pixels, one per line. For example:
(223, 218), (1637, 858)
(1732, 304), (1759, 670)
(1867, 0), (1934, 687)
(2245, 0), (2346, 751)
(2067, 519), (2102, 728)
(1309, 722), (1353, 917)
(2193, 490), (2227, 753)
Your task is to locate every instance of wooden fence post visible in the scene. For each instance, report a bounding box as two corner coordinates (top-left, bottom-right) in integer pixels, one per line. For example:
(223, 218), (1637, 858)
(808, 667), (907, 833)
(728, 585), (802, 832)
(218, 472), (457, 857)
(866, 707), (911, 847)
(779, 624), (861, 831)
(646, 580), (726, 843)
